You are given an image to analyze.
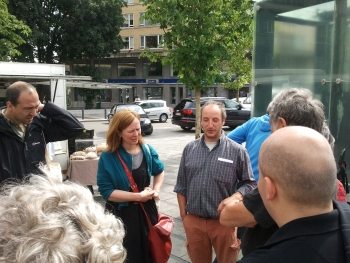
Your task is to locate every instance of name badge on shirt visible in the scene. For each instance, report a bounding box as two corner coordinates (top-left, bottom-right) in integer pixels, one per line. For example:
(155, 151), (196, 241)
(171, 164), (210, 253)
(218, 157), (233, 164)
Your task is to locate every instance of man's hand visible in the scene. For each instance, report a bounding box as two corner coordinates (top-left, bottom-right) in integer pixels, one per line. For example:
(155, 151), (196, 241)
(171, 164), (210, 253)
(37, 102), (45, 112)
(217, 192), (243, 214)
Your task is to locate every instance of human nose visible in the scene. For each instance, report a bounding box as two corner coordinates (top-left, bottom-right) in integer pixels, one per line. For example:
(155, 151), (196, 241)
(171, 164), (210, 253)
(207, 119), (214, 127)
(27, 108), (38, 115)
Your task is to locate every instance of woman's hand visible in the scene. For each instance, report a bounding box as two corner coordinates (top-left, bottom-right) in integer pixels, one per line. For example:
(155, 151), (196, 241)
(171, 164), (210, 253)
(138, 187), (155, 202)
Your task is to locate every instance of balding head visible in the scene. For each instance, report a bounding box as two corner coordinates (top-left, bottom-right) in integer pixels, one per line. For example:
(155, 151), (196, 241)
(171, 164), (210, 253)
(259, 126), (336, 209)
(5, 81), (40, 125)
(6, 81), (37, 106)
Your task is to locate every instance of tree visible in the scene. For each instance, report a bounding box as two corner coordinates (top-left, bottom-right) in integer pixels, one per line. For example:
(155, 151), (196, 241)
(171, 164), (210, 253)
(7, 0), (125, 64)
(143, 0), (254, 138)
(0, 0), (31, 61)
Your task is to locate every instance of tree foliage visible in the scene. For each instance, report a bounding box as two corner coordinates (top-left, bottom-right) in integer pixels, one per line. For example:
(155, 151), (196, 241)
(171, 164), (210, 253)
(0, 0), (31, 61)
(7, 0), (125, 63)
(142, 0), (254, 137)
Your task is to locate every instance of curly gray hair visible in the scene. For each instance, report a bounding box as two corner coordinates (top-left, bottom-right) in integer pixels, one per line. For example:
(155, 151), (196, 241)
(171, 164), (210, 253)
(0, 175), (126, 263)
(269, 88), (325, 133)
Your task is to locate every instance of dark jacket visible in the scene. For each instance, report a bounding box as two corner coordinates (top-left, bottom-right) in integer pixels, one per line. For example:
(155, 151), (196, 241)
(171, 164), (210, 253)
(0, 102), (84, 183)
(239, 201), (350, 263)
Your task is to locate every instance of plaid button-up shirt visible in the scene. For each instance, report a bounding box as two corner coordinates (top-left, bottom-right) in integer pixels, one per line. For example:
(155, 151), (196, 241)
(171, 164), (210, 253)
(174, 132), (256, 219)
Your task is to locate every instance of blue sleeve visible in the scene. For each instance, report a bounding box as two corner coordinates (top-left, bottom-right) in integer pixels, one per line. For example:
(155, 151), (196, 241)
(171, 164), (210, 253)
(147, 144), (164, 176)
(227, 119), (252, 144)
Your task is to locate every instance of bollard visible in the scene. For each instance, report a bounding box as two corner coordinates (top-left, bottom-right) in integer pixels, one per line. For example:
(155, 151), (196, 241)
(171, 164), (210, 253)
(81, 108), (84, 119)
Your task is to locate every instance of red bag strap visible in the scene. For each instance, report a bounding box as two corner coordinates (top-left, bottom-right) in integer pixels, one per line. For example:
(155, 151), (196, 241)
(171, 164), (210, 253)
(116, 151), (139, 193)
(116, 150), (152, 227)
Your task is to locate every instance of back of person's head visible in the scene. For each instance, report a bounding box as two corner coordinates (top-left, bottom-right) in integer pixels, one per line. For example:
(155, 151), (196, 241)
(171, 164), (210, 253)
(0, 175), (126, 263)
(6, 81), (36, 106)
(269, 88), (325, 133)
(106, 109), (144, 152)
(259, 126), (337, 208)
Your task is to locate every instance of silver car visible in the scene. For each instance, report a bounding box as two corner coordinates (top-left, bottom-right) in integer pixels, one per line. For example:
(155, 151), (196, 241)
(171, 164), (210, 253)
(134, 100), (173, 122)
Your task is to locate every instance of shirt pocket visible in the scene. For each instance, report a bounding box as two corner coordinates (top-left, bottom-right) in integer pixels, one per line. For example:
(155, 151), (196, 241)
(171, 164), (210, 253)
(212, 159), (235, 184)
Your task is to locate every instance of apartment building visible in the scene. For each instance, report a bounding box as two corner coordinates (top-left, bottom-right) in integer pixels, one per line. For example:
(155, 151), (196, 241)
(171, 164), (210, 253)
(68, 0), (232, 109)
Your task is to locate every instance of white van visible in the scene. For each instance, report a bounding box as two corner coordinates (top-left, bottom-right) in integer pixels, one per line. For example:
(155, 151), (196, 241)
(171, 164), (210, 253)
(135, 100), (173, 122)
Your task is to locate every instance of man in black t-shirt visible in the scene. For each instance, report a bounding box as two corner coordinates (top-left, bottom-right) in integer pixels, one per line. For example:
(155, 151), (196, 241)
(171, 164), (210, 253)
(239, 126), (349, 263)
(218, 88), (328, 257)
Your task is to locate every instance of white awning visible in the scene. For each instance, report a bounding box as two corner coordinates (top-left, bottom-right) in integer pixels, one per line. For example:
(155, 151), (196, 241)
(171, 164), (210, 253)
(66, 81), (131, 90)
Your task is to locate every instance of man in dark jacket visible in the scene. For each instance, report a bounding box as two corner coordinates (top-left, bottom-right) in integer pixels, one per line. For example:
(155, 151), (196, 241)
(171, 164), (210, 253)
(239, 126), (350, 263)
(0, 81), (84, 183)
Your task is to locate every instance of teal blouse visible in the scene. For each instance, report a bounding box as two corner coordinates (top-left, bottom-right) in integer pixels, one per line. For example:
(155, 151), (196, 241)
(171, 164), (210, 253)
(97, 144), (164, 205)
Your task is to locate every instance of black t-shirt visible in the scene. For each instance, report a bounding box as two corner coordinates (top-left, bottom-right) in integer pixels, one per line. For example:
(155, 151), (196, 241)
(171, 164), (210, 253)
(240, 188), (278, 256)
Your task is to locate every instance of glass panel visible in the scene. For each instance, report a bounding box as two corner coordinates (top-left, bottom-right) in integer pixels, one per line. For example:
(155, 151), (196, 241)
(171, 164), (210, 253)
(141, 36), (145, 48)
(129, 37), (134, 49)
(140, 12), (152, 26)
(144, 62), (162, 77)
(122, 14), (133, 27)
(129, 14), (134, 27)
(118, 63), (136, 77)
(146, 36), (158, 48)
(331, 0), (350, 166)
(171, 86), (176, 104)
(122, 37), (130, 49)
(253, 0), (334, 117)
(144, 87), (163, 99)
(122, 14), (128, 27)
(253, 0), (350, 170)
(140, 12), (145, 25)
(121, 37), (134, 49)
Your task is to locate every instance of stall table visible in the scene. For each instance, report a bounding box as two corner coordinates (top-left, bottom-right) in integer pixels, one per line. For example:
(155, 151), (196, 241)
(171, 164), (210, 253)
(67, 158), (99, 187)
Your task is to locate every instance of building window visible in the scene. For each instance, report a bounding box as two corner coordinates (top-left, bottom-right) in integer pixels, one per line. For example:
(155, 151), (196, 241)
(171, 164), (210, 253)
(125, 0), (133, 5)
(123, 14), (134, 27)
(141, 35), (163, 49)
(171, 86), (176, 104)
(143, 62), (162, 77)
(139, 12), (152, 26)
(118, 63), (136, 77)
(144, 87), (163, 100)
(122, 36), (134, 50)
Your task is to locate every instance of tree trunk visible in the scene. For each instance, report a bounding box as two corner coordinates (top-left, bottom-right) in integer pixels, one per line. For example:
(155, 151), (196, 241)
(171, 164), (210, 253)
(195, 86), (201, 139)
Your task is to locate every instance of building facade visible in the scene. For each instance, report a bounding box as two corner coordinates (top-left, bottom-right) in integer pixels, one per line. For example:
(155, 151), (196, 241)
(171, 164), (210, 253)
(68, 0), (234, 109)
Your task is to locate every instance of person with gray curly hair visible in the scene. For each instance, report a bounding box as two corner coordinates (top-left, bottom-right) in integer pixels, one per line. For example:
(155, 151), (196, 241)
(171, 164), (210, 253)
(0, 175), (126, 263)
(268, 88), (325, 133)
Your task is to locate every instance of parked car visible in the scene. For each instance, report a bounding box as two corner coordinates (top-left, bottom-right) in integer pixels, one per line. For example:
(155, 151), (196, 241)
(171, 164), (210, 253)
(107, 104), (153, 135)
(233, 95), (251, 110)
(134, 100), (173, 122)
(172, 97), (251, 130)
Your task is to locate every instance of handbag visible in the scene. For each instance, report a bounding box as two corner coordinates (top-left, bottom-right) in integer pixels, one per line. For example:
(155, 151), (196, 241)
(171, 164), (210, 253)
(116, 151), (174, 263)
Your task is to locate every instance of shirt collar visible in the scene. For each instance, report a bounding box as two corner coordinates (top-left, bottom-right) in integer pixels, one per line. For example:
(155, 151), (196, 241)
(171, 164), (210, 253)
(200, 130), (225, 148)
